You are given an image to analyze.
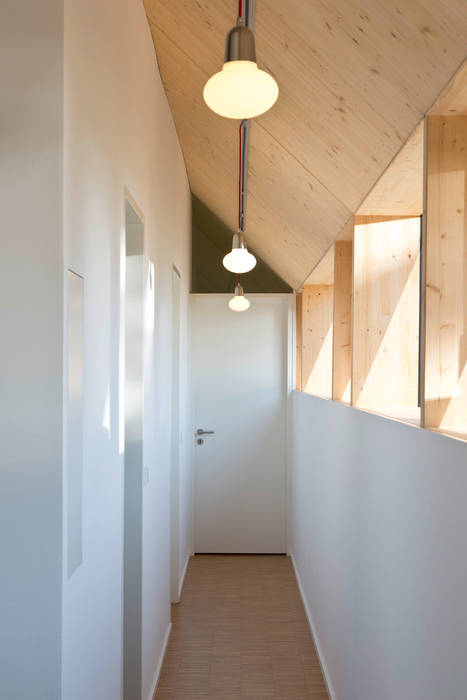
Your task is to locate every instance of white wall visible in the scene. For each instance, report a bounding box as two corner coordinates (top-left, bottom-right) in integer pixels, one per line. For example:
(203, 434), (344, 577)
(291, 391), (467, 700)
(61, 1), (191, 699)
(0, 1), (64, 698)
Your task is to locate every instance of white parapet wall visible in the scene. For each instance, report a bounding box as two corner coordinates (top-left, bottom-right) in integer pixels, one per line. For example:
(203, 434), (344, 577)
(290, 390), (467, 700)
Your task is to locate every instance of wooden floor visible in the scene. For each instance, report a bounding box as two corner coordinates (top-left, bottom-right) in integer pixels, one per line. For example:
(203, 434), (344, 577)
(154, 555), (329, 699)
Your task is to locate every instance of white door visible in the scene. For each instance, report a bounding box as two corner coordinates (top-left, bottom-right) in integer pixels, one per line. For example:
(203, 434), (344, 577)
(191, 294), (291, 553)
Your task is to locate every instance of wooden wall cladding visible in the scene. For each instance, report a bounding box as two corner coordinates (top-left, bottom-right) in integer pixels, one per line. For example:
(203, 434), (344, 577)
(332, 240), (353, 403)
(357, 121), (424, 217)
(295, 292), (303, 391)
(352, 216), (421, 416)
(301, 285), (334, 398)
(423, 115), (467, 436)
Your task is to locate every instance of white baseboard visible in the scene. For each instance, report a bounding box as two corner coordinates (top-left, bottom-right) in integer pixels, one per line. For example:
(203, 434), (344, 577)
(178, 551), (191, 599)
(146, 621), (172, 700)
(290, 553), (338, 700)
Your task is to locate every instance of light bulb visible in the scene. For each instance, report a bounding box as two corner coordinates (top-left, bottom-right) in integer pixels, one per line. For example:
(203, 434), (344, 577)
(223, 248), (256, 274)
(222, 232), (257, 274)
(204, 61), (279, 120)
(228, 283), (250, 312)
(229, 294), (250, 312)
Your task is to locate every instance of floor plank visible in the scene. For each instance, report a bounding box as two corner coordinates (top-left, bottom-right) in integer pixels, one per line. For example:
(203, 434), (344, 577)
(154, 555), (329, 700)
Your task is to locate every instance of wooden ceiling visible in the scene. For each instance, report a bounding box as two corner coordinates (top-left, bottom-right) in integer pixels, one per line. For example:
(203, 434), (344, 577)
(357, 120), (424, 217)
(144, 0), (467, 288)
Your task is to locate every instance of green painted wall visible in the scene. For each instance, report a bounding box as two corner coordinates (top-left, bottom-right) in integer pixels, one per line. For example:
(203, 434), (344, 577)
(191, 195), (292, 293)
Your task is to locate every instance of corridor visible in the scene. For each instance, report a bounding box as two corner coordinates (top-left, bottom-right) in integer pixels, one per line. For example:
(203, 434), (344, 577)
(155, 555), (328, 699)
(4, 2), (467, 699)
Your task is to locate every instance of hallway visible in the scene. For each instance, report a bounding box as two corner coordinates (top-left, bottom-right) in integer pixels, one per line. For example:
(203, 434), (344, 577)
(155, 555), (328, 699)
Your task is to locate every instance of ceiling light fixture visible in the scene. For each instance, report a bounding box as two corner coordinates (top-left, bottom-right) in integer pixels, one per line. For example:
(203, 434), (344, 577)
(223, 232), (256, 273)
(203, 2), (278, 119)
(228, 280), (250, 312)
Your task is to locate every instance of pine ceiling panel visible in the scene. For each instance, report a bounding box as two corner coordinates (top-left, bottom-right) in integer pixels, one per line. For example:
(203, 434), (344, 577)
(144, 0), (467, 288)
(357, 120), (424, 216)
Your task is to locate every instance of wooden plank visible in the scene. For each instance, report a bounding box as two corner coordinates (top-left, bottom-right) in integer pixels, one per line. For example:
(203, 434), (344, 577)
(301, 285), (333, 398)
(357, 121), (424, 217)
(352, 216), (421, 414)
(430, 59), (467, 115)
(337, 218), (355, 242)
(302, 246), (334, 286)
(423, 115), (467, 435)
(332, 240), (353, 402)
(296, 292), (303, 391)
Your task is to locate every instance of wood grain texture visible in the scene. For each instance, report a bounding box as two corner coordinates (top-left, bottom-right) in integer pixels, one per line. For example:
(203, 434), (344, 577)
(430, 59), (467, 115)
(301, 285), (333, 398)
(357, 121), (424, 217)
(423, 115), (467, 435)
(303, 246), (334, 286)
(332, 241), (353, 403)
(144, 0), (467, 288)
(154, 555), (329, 700)
(296, 292), (303, 391)
(352, 216), (421, 413)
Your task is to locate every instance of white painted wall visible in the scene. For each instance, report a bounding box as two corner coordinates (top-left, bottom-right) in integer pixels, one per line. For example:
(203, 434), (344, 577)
(0, 1), (193, 699)
(291, 391), (467, 700)
(0, 1), (63, 698)
(62, 1), (192, 698)
(2, 0), (191, 695)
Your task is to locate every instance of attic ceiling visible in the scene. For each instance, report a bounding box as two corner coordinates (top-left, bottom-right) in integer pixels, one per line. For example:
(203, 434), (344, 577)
(143, 0), (467, 289)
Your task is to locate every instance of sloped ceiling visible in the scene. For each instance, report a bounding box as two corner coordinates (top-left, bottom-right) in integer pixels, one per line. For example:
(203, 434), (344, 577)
(143, 0), (467, 288)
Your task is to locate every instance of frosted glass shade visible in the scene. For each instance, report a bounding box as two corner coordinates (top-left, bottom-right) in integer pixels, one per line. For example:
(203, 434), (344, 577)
(229, 282), (250, 312)
(204, 61), (279, 119)
(229, 292), (250, 312)
(223, 247), (257, 274)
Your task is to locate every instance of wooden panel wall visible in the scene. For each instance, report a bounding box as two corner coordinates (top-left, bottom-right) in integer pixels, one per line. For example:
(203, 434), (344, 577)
(423, 115), (467, 435)
(301, 285), (334, 398)
(332, 241), (353, 402)
(357, 121), (424, 217)
(296, 293), (303, 391)
(352, 216), (421, 414)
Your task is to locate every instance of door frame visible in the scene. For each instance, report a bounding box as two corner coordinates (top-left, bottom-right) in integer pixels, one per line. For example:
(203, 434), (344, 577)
(190, 293), (295, 554)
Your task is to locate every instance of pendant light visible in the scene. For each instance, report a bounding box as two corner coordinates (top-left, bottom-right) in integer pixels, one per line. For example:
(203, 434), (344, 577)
(203, 7), (279, 120)
(223, 231), (256, 273)
(228, 281), (250, 312)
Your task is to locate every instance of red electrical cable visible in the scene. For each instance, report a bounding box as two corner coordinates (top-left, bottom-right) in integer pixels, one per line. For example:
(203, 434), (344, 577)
(238, 122), (242, 230)
(238, 0), (243, 20)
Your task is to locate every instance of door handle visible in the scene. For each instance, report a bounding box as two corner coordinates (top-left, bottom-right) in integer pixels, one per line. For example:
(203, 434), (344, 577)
(196, 429), (215, 435)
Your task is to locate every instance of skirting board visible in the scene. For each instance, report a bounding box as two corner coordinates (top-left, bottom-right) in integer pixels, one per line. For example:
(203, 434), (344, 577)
(290, 553), (338, 700)
(146, 622), (172, 700)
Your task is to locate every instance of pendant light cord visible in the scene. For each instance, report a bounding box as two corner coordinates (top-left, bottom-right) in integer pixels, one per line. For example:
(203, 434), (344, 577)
(238, 121), (242, 229)
(238, 0), (243, 20)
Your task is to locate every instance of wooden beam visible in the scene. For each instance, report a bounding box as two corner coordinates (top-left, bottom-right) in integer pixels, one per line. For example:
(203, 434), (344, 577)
(429, 59), (467, 116)
(332, 240), (353, 402)
(296, 292), (303, 391)
(423, 115), (467, 435)
(301, 285), (333, 398)
(357, 121), (424, 217)
(302, 246), (335, 286)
